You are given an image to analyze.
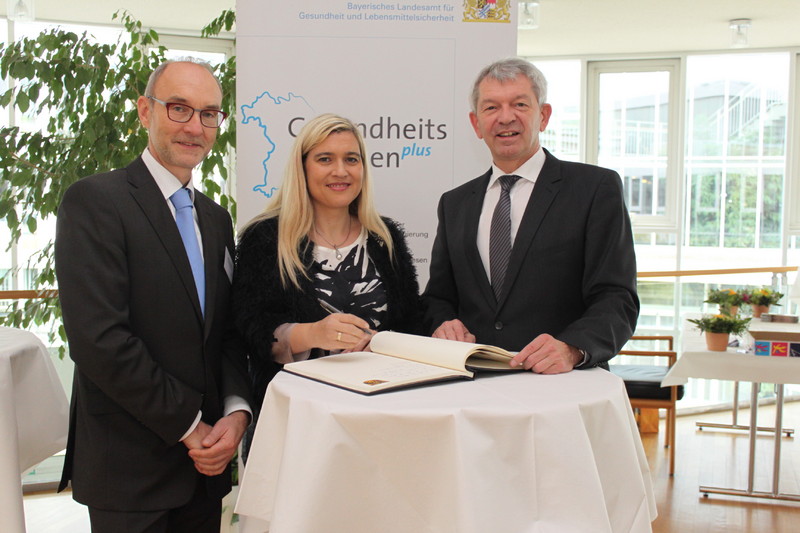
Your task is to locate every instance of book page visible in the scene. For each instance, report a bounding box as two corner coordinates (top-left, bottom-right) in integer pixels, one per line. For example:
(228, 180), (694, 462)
(465, 357), (523, 372)
(283, 352), (470, 394)
(370, 331), (515, 372)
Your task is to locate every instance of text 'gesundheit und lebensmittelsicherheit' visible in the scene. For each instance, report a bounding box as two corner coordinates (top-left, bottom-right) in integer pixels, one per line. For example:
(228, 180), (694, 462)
(298, 3), (457, 22)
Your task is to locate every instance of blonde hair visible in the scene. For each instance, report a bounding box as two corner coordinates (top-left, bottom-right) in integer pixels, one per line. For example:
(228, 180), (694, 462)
(242, 113), (393, 289)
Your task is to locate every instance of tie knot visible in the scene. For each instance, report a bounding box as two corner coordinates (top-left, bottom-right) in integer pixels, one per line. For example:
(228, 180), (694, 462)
(169, 188), (193, 210)
(498, 174), (521, 192)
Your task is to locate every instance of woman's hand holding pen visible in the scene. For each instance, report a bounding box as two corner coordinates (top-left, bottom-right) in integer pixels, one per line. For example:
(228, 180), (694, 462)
(310, 313), (374, 351)
(314, 299), (374, 352)
(341, 331), (373, 354)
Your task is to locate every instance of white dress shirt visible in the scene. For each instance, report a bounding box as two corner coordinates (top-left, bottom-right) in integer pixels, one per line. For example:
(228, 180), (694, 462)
(142, 148), (251, 438)
(142, 148), (204, 258)
(476, 148), (546, 282)
(475, 148), (590, 366)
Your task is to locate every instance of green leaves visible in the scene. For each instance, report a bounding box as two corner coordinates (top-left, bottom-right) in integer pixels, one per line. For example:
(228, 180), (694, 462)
(202, 9), (236, 37)
(15, 90), (29, 112)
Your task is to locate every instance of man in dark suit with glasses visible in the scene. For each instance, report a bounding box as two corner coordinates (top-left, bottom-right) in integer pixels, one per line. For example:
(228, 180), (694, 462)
(55, 58), (252, 533)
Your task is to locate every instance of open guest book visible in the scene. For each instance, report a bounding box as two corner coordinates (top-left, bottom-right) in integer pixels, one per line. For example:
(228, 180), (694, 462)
(282, 331), (522, 394)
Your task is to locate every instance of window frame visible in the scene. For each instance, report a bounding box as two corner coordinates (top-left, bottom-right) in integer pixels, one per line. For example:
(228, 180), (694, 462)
(788, 52), (800, 235)
(586, 58), (684, 233)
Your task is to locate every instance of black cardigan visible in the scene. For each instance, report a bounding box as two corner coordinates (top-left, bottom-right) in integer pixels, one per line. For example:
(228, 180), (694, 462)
(232, 216), (422, 404)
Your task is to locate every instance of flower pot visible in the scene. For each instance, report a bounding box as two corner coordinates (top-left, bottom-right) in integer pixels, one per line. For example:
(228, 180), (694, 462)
(705, 332), (730, 351)
(719, 305), (739, 316)
(752, 305), (769, 318)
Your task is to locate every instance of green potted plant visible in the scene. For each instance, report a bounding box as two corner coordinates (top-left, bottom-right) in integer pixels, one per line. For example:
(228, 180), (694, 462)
(688, 314), (751, 351)
(704, 288), (746, 316)
(743, 287), (783, 318)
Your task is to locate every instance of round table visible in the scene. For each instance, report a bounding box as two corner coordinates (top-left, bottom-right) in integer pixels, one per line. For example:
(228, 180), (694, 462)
(237, 368), (656, 533)
(0, 327), (69, 533)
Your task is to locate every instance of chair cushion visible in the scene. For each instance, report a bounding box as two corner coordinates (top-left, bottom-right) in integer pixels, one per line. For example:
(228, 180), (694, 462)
(610, 364), (685, 401)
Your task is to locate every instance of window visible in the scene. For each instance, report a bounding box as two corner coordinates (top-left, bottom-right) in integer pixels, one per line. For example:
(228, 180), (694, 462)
(1, 20), (11, 292)
(2, 21), (125, 295)
(587, 59), (681, 231)
(526, 53), (799, 407)
(537, 60), (582, 162)
(684, 53), (789, 255)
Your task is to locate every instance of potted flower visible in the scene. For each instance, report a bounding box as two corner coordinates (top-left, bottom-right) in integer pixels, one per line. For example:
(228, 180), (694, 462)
(704, 288), (746, 316)
(743, 287), (783, 318)
(688, 314), (751, 351)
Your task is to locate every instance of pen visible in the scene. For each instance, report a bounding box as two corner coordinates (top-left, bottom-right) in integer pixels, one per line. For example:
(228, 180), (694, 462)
(318, 300), (373, 335)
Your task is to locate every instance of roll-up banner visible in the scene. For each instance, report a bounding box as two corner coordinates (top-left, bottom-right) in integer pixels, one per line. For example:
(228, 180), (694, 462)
(236, 1), (517, 283)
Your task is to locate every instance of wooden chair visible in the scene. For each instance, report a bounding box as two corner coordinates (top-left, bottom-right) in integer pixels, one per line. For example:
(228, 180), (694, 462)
(610, 335), (683, 476)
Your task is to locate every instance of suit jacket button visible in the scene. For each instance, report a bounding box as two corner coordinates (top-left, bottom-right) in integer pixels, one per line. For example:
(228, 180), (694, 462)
(494, 321), (503, 330)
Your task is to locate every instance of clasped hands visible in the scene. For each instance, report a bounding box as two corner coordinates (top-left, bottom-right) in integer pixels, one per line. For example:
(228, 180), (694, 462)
(432, 319), (582, 374)
(183, 410), (249, 476)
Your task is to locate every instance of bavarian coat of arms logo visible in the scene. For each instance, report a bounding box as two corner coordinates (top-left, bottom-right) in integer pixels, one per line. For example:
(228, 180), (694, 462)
(463, 0), (511, 23)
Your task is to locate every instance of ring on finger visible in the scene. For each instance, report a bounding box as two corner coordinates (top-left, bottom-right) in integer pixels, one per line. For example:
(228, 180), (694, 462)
(337, 331), (342, 342)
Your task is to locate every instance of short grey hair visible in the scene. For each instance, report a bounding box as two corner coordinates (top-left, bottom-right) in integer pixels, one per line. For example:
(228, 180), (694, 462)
(470, 58), (548, 113)
(144, 57), (222, 97)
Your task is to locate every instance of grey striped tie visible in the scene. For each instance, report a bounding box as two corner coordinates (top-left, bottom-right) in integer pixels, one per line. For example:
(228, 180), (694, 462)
(489, 174), (521, 299)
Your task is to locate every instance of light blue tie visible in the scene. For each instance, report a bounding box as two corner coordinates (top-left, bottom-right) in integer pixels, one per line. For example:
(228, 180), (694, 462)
(169, 188), (205, 315)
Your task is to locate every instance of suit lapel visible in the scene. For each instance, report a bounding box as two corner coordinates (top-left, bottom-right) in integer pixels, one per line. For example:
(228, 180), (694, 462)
(497, 151), (562, 307)
(126, 158), (204, 323)
(465, 170), (497, 307)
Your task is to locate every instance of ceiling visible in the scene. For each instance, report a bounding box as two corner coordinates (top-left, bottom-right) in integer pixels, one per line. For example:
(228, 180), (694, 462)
(517, 0), (800, 57)
(1, 0), (236, 36)
(2, 0), (799, 57)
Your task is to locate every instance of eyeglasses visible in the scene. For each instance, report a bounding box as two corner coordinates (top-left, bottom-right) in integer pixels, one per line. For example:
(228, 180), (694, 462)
(147, 96), (228, 128)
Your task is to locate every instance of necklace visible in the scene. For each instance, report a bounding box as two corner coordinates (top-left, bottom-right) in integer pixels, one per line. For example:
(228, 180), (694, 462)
(314, 217), (352, 260)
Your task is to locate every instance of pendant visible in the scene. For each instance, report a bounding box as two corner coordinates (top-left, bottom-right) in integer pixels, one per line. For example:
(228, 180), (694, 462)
(335, 249), (342, 260)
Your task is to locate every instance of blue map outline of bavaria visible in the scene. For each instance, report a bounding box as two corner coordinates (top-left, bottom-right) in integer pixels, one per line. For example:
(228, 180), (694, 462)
(240, 90), (314, 198)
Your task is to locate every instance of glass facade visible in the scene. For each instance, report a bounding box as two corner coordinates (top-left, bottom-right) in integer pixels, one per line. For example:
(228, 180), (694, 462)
(685, 54), (788, 252)
(535, 54), (798, 408)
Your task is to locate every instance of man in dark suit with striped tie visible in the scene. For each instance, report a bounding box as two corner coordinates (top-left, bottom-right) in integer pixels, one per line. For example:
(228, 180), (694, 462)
(423, 57), (639, 373)
(55, 58), (252, 533)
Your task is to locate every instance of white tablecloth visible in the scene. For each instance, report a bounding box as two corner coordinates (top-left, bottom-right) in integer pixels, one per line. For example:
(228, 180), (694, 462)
(662, 350), (800, 386)
(662, 319), (800, 501)
(664, 320), (800, 386)
(237, 369), (656, 533)
(0, 327), (69, 533)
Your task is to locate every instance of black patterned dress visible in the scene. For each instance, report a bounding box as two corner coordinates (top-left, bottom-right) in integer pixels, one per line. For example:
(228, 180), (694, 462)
(311, 228), (388, 330)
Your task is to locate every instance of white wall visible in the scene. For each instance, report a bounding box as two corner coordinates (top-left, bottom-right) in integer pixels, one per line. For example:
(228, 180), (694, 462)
(2, 1), (798, 55)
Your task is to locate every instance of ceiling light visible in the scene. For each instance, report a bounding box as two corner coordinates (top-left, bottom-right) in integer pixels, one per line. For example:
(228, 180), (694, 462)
(729, 18), (751, 48)
(7, 0), (35, 21)
(518, 1), (540, 30)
